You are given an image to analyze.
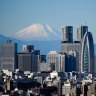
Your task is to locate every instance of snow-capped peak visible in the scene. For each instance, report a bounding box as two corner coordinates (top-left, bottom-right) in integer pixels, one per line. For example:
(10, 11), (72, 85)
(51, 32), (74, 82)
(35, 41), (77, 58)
(13, 23), (61, 41)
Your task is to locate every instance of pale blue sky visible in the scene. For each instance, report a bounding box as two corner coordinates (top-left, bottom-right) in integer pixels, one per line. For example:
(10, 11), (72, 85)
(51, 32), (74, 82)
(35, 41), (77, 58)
(0, 0), (96, 42)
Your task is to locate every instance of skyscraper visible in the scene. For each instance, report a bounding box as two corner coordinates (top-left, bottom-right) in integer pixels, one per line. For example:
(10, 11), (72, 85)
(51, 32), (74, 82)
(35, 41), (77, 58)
(61, 25), (95, 74)
(55, 53), (66, 72)
(18, 45), (39, 72)
(18, 53), (38, 72)
(62, 26), (73, 43)
(23, 45), (34, 52)
(66, 51), (77, 72)
(18, 53), (32, 72)
(40, 55), (46, 63)
(34, 50), (40, 71)
(81, 32), (94, 74)
(48, 51), (58, 71)
(0, 40), (17, 71)
(61, 43), (81, 72)
(77, 26), (88, 42)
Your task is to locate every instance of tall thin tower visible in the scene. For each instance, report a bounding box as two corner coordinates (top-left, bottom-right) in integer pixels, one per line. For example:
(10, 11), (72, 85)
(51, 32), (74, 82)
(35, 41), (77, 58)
(77, 26), (88, 42)
(62, 26), (73, 43)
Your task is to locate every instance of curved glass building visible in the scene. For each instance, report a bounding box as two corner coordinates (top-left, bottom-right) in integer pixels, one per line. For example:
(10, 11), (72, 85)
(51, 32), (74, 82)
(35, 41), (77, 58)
(81, 32), (94, 74)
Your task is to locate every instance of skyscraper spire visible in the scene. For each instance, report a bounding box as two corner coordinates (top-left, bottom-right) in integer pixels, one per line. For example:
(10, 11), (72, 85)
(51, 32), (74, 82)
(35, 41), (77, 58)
(85, 21), (87, 26)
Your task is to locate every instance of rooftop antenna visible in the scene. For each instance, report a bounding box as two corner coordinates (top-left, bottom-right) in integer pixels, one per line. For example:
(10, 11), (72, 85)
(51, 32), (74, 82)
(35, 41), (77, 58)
(85, 21), (86, 26)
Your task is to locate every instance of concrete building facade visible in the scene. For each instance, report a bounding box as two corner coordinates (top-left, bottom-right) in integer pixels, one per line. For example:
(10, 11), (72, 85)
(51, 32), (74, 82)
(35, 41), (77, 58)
(0, 40), (17, 71)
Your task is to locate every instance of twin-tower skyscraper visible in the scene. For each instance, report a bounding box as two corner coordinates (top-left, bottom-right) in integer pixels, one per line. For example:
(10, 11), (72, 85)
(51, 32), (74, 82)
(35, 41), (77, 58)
(61, 26), (95, 74)
(62, 26), (88, 43)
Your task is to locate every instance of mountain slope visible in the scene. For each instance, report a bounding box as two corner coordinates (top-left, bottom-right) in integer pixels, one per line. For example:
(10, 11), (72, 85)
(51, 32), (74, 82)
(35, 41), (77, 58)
(0, 34), (10, 42)
(12, 23), (61, 41)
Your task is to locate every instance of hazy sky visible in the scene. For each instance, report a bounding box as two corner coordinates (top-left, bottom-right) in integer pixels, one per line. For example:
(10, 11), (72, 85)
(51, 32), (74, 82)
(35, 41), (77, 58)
(0, 0), (96, 42)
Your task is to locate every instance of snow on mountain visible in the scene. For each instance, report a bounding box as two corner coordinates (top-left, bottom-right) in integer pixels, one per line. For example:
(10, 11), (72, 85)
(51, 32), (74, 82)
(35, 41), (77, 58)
(13, 24), (61, 41)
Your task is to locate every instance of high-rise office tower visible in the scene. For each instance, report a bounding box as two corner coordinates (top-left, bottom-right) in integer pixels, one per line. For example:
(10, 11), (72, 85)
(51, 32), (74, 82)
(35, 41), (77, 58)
(23, 45), (34, 52)
(61, 25), (86, 72)
(48, 51), (58, 71)
(65, 51), (77, 72)
(34, 50), (40, 63)
(61, 43), (81, 72)
(77, 26), (88, 42)
(0, 40), (17, 71)
(34, 50), (40, 71)
(55, 53), (66, 72)
(62, 26), (73, 43)
(18, 53), (32, 72)
(18, 53), (38, 72)
(34, 50), (40, 55)
(18, 45), (39, 72)
(81, 32), (94, 74)
(40, 55), (46, 63)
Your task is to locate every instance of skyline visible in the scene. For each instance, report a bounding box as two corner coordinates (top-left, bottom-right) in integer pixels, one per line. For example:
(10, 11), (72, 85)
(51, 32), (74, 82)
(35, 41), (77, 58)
(0, 0), (96, 42)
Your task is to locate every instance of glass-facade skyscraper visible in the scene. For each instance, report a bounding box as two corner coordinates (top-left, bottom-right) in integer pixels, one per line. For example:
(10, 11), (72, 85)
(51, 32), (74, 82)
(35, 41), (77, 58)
(62, 26), (73, 43)
(18, 53), (38, 72)
(81, 32), (94, 74)
(77, 26), (88, 42)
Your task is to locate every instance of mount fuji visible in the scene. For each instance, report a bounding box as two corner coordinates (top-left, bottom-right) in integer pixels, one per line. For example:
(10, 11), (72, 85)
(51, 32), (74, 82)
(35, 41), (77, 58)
(13, 23), (61, 41)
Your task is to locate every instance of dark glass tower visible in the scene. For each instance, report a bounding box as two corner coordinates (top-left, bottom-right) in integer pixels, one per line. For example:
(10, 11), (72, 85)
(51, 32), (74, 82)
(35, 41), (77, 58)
(62, 26), (73, 43)
(18, 53), (38, 72)
(77, 26), (88, 42)
(81, 32), (94, 74)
